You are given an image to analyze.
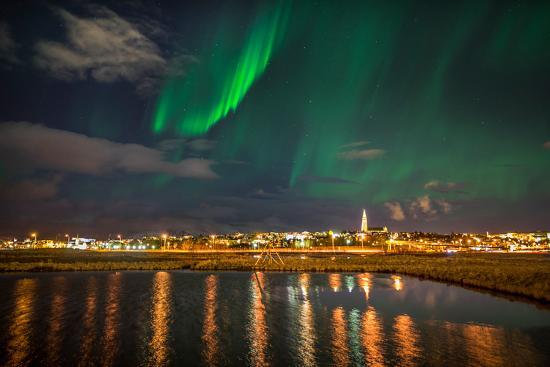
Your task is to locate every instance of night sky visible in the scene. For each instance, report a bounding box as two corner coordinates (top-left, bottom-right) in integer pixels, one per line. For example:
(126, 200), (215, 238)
(1, 0), (549, 237)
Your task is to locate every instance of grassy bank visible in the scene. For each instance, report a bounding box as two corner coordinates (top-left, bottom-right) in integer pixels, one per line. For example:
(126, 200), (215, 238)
(1, 249), (549, 302)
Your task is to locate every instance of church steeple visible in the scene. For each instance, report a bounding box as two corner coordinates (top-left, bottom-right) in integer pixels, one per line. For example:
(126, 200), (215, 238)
(361, 209), (368, 232)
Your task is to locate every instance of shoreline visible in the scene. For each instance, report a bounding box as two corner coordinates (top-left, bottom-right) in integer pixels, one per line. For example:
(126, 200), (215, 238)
(1, 250), (549, 304)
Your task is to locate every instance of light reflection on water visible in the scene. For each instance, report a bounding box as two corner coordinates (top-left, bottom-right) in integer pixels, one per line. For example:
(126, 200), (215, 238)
(247, 272), (268, 367)
(0, 271), (548, 366)
(331, 307), (350, 366)
(149, 271), (172, 366)
(392, 275), (403, 291)
(362, 306), (384, 367)
(6, 278), (36, 367)
(393, 314), (422, 367)
(100, 272), (121, 366)
(328, 273), (342, 292)
(297, 273), (316, 367)
(79, 276), (98, 367)
(46, 276), (67, 365)
(202, 274), (219, 366)
(356, 273), (372, 300)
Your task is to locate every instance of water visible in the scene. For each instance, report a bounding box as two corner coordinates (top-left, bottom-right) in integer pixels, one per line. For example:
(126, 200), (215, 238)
(0, 271), (549, 366)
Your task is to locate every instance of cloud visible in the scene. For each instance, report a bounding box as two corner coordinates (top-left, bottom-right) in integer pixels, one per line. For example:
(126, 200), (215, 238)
(424, 180), (465, 193)
(410, 195), (436, 216)
(340, 141), (369, 149)
(410, 195), (452, 218)
(223, 160), (247, 165)
(187, 139), (216, 152)
(337, 148), (385, 160)
(248, 189), (279, 200)
(298, 175), (356, 184)
(436, 199), (452, 214)
(0, 22), (18, 64)
(0, 175), (63, 201)
(33, 6), (193, 96)
(157, 138), (187, 151)
(544, 141), (550, 150)
(0, 122), (217, 179)
(158, 138), (216, 152)
(384, 201), (405, 221)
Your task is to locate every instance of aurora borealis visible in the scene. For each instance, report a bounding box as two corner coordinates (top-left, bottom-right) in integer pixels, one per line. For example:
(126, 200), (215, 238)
(0, 0), (549, 236)
(153, 0), (291, 135)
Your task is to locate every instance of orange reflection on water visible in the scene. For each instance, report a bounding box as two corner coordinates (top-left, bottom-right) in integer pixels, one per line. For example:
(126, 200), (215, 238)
(391, 275), (403, 291)
(463, 323), (506, 366)
(202, 274), (219, 366)
(393, 314), (421, 367)
(101, 272), (121, 366)
(299, 273), (310, 295)
(356, 273), (372, 300)
(361, 306), (384, 367)
(328, 273), (342, 292)
(463, 322), (538, 366)
(79, 277), (98, 367)
(149, 271), (172, 366)
(247, 272), (268, 367)
(46, 277), (67, 365)
(331, 307), (349, 366)
(6, 278), (37, 367)
(297, 274), (315, 367)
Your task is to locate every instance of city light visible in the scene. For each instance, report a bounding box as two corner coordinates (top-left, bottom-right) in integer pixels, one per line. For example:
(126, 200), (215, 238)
(1, 211), (548, 253)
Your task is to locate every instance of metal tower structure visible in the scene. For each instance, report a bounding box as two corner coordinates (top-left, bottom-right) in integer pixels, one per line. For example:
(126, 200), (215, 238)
(255, 242), (284, 266)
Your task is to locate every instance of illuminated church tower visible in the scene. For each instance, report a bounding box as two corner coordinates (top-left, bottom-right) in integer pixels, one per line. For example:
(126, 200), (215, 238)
(361, 209), (368, 232)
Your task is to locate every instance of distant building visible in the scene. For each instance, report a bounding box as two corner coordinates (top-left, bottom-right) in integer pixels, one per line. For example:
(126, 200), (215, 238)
(369, 226), (389, 233)
(361, 209), (388, 233)
(361, 209), (368, 232)
(68, 237), (96, 250)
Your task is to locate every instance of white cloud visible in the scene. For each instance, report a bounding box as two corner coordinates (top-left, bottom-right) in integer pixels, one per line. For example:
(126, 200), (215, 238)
(0, 22), (18, 64)
(384, 201), (405, 221)
(337, 148), (385, 160)
(410, 195), (436, 217)
(0, 122), (217, 179)
(33, 6), (193, 95)
(436, 199), (452, 214)
(410, 195), (452, 218)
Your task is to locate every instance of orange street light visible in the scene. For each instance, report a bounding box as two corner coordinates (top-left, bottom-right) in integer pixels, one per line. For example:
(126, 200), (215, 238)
(329, 230), (335, 253)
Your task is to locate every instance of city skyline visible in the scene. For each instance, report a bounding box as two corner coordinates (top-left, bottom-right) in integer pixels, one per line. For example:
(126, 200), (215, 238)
(1, 1), (549, 237)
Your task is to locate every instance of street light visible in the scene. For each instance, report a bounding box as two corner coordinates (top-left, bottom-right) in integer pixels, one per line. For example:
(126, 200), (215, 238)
(162, 234), (168, 251)
(31, 233), (37, 248)
(329, 230), (335, 253)
(210, 235), (216, 251)
(360, 233), (365, 250)
(65, 234), (69, 247)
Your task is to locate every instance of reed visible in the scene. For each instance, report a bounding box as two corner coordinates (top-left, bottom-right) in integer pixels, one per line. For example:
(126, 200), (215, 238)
(1, 250), (548, 302)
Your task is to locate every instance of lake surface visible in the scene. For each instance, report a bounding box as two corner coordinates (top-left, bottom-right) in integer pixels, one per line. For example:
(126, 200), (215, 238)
(0, 271), (549, 366)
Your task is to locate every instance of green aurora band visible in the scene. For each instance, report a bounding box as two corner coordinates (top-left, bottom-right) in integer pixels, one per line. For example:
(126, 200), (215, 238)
(153, 0), (291, 136)
(150, 1), (549, 217)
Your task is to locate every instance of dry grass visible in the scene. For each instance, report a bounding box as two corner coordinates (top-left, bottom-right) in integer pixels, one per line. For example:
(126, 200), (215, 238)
(1, 249), (549, 302)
